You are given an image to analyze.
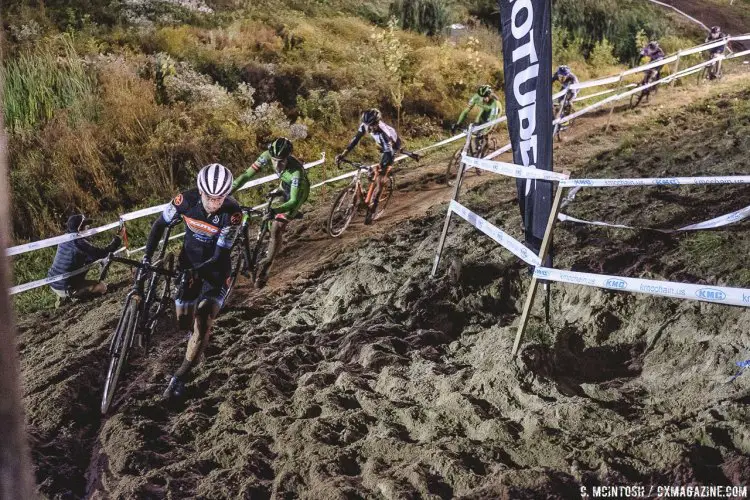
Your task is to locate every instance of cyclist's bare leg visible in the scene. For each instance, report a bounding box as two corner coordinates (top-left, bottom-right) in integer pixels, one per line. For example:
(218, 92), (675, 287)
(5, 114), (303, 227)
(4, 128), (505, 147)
(174, 299), (219, 380)
(369, 172), (384, 212)
(176, 303), (196, 339)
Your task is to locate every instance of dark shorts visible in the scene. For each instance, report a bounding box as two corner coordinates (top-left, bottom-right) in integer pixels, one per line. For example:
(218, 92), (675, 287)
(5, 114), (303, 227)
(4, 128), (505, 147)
(378, 151), (395, 174)
(177, 253), (230, 308)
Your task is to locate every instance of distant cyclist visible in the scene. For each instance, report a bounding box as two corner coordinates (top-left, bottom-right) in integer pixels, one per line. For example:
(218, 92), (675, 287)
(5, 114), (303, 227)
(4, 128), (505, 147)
(142, 163), (241, 400)
(451, 84), (501, 153)
(705, 26), (728, 79)
(231, 137), (310, 288)
(551, 65), (579, 106)
(336, 109), (415, 225)
(640, 41), (665, 84)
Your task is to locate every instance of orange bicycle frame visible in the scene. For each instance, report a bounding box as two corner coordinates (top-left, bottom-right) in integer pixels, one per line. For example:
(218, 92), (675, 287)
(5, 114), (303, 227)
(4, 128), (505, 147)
(364, 165), (393, 204)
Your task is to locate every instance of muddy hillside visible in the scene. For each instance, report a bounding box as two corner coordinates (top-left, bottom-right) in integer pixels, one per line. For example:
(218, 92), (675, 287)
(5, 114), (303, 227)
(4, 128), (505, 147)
(16, 82), (750, 499)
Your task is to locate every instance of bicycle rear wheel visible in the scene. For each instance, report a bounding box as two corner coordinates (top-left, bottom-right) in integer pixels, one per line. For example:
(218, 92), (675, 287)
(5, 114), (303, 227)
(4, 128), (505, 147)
(445, 147), (462, 186)
(101, 296), (140, 415)
(327, 186), (357, 237)
(374, 174), (395, 220)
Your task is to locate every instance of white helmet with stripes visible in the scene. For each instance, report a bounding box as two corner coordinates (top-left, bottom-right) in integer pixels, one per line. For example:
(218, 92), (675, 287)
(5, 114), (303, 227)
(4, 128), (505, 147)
(197, 163), (233, 197)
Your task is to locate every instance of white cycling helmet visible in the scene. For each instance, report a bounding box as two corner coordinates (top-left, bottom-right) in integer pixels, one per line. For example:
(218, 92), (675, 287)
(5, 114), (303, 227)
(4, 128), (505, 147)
(197, 163), (233, 197)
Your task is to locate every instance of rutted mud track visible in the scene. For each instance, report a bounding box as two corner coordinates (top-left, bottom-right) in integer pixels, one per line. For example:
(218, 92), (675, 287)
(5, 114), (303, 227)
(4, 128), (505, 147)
(17, 77), (750, 499)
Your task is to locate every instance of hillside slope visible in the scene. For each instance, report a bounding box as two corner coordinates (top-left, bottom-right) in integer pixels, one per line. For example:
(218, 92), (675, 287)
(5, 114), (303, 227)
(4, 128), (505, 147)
(16, 76), (750, 498)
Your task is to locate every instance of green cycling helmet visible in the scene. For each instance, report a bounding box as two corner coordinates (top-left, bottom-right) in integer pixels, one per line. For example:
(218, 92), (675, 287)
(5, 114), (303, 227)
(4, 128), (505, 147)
(478, 85), (492, 97)
(269, 137), (293, 160)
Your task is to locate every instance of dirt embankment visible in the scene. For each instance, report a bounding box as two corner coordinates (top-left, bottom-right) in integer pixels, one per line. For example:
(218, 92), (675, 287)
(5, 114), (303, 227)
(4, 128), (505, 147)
(17, 76), (750, 499)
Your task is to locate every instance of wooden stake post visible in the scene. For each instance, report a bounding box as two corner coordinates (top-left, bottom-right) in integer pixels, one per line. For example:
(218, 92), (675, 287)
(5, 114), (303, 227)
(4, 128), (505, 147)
(604, 74), (624, 132)
(0, 111), (36, 498)
(670, 50), (683, 88)
(431, 125), (474, 277)
(511, 173), (569, 358)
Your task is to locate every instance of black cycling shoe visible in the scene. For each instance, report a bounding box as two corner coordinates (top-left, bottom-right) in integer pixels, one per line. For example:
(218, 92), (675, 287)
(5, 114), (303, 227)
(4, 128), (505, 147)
(364, 208), (374, 225)
(163, 376), (186, 400)
(254, 273), (268, 289)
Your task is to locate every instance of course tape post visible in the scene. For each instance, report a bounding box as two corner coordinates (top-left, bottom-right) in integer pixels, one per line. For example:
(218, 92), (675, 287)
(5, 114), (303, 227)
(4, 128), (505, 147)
(534, 267), (750, 308)
(449, 200), (541, 266)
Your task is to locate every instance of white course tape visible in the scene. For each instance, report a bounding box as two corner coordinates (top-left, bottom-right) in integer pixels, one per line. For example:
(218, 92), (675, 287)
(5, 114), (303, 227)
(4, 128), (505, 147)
(449, 200), (541, 266)
(462, 155), (570, 182)
(6, 221), (122, 256)
(571, 75), (623, 91)
(10, 263), (100, 295)
(484, 143), (513, 160)
(235, 156), (325, 192)
(680, 39), (728, 57)
(472, 115), (507, 134)
(643, 0), (709, 31)
(311, 171), (358, 189)
(9, 155), (326, 256)
(561, 175), (750, 188)
(560, 203), (750, 232)
(728, 48), (750, 60)
(622, 55), (679, 77)
(10, 247), (128, 295)
(534, 266), (750, 308)
(573, 85), (637, 103)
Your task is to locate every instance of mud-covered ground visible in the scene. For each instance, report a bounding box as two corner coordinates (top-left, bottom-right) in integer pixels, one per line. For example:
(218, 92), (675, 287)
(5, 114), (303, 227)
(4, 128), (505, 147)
(16, 79), (750, 499)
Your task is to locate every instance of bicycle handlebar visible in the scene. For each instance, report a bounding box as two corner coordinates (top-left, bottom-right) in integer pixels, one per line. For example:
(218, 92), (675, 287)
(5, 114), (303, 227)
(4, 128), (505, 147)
(103, 254), (181, 279)
(336, 158), (373, 171)
(266, 189), (286, 201)
(239, 206), (265, 216)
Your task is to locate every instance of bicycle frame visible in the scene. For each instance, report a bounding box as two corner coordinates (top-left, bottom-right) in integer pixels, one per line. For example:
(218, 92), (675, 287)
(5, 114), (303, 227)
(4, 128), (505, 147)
(338, 159), (392, 208)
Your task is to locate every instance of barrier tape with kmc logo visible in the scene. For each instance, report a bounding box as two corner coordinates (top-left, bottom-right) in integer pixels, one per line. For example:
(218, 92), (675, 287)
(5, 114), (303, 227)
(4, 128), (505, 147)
(533, 267), (750, 308)
(449, 200), (541, 266)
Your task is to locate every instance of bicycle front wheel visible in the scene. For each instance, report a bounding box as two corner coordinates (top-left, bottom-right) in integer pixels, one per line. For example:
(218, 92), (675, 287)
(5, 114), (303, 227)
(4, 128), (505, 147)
(250, 226), (271, 283)
(445, 147), (462, 186)
(374, 174), (395, 221)
(327, 186), (358, 237)
(630, 91), (643, 109)
(101, 296), (140, 415)
(224, 235), (247, 306)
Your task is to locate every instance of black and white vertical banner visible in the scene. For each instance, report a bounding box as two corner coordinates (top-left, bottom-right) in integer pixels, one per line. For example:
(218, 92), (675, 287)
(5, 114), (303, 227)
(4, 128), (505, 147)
(500, 0), (554, 262)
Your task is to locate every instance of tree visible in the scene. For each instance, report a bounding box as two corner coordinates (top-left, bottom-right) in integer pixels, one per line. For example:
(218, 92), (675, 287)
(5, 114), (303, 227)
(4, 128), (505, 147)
(372, 16), (410, 130)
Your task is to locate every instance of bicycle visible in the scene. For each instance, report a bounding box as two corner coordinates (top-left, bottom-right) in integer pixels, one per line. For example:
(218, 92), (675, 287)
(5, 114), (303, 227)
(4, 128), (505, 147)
(553, 94), (575, 142)
(630, 68), (661, 109)
(699, 53), (724, 82)
(98, 226), (181, 414)
(327, 159), (395, 237)
(225, 189), (297, 300)
(445, 130), (497, 186)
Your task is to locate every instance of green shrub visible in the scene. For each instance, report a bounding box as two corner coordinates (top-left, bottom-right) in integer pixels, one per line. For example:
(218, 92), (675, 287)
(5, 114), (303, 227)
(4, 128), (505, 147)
(389, 0), (451, 36)
(1, 34), (96, 135)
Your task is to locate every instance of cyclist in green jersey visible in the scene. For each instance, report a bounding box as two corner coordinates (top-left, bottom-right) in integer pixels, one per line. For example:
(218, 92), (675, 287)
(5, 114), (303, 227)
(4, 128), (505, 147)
(231, 137), (310, 288)
(451, 85), (501, 153)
